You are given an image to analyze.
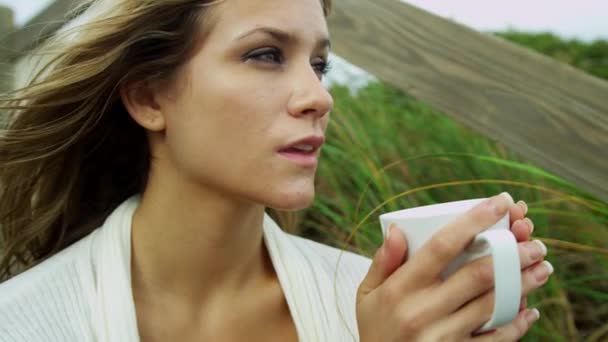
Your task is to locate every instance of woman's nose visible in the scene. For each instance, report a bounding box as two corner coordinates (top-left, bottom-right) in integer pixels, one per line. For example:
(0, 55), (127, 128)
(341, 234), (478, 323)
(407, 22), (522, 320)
(287, 66), (334, 119)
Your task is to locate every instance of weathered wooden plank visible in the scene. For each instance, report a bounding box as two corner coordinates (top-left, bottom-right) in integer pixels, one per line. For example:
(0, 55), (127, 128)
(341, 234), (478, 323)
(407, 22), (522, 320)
(2, 0), (81, 62)
(328, 0), (608, 201)
(0, 5), (15, 92)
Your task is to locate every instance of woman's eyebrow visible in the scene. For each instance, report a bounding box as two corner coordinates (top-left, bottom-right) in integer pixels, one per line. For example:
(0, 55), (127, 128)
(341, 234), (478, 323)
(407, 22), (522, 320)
(234, 27), (331, 50)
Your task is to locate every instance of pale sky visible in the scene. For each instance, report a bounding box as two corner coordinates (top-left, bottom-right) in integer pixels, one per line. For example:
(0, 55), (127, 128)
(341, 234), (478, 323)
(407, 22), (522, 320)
(405, 0), (608, 41)
(1, 0), (607, 41)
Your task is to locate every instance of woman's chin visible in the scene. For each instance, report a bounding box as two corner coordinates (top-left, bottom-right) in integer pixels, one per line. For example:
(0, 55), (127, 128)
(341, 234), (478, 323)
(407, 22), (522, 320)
(267, 187), (316, 211)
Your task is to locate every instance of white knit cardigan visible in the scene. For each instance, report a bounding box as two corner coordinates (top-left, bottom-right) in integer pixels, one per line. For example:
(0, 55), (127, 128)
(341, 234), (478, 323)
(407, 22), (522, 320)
(0, 196), (371, 341)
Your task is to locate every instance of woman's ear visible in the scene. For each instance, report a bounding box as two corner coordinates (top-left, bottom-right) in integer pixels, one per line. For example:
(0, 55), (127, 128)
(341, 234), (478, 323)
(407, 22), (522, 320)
(120, 80), (166, 132)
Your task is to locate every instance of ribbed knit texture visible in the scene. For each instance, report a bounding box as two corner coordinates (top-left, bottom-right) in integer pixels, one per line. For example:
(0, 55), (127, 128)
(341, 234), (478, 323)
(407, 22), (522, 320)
(0, 197), (372, 341)
(0, 235), (96, 341)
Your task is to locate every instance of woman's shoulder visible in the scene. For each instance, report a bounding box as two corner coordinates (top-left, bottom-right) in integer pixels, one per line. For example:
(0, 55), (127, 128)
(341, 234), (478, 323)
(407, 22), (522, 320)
(283, 232), (372, 283)
(0, 233), (96, 342)
(0, 232), (95, 296)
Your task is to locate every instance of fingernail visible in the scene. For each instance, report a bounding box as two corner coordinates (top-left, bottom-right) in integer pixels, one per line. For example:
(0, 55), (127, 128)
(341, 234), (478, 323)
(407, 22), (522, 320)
(500, 192), (514, 205)
(524, 217), (534, 233)
(386, 224), (395, 241)
(542, 260), (554, 275)
(517, 200), (528, 214)
(526, 308), (540, 323)
(534, 260), (554, 281)
(490, 192), (514, 215)
(533, 239), (547, 257)
(526, 241), (542, 260)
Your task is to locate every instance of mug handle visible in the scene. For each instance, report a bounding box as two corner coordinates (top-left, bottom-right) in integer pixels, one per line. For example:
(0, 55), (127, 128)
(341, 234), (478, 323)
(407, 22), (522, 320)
(474, 230), (521, 333)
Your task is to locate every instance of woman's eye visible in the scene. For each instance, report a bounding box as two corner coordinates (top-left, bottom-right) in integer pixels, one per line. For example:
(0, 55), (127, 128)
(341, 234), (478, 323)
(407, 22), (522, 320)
(313, 59), (333, 76)
(247, 48), (283, 64)
(244, 49), (332, 78)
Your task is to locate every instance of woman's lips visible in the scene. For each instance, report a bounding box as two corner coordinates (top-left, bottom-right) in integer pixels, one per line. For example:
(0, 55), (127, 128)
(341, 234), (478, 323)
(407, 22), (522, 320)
(277, 148), (318, 168)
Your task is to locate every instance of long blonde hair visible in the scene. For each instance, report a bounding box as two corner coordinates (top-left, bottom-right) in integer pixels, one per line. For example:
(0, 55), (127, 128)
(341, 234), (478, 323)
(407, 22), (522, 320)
(0, 0), (332, 281)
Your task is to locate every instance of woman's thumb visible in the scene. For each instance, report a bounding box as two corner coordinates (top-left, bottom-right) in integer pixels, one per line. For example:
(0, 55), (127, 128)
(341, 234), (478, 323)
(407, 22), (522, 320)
(358, 224), (408, 297)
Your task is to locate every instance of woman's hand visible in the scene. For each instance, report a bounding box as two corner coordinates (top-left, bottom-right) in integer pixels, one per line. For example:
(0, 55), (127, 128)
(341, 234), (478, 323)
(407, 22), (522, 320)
(356, 193), (551, 341)
(508, 197), (539, 312)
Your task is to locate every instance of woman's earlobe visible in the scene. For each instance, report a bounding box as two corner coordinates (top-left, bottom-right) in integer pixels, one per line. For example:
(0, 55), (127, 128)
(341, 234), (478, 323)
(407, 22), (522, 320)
(120, 81), (166, 132)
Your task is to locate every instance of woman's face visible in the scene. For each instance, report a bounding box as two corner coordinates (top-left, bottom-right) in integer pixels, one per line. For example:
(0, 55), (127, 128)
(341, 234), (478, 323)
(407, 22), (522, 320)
(155, 0), (333, 210)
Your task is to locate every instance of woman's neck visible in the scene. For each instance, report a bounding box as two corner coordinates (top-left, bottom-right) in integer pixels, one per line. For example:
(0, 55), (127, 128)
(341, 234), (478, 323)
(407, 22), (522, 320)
(129, 170), (277, 312)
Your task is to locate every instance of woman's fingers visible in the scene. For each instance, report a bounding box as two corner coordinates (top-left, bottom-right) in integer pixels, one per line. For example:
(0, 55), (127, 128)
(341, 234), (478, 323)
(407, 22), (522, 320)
(522, 260), (554, 289)
(437, 259), (552, 339)
(357, 224), (408, 299)
(511, 217), (534, 244)
(384, 253), (550, 340)
(427, 239), (548, 318)
(434, 290), (519, 339)
(509, 199), (534, 243)
(473, 308), (540, 342)
(519, 240), (547, 266)
(509, 200), (526, 225)
(517, 200), (528, 216)
(394, 192), (515, 288)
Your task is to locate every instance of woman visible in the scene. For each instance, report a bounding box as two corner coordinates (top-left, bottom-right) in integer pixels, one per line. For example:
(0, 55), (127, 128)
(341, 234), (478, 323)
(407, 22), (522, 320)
(0, 0), (552, 340)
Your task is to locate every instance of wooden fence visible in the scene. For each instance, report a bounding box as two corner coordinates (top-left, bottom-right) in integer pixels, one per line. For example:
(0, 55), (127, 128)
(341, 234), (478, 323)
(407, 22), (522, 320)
(0, 5), (14, 93)
(1, 0), (607, 201)
(327, 0), (608, 201)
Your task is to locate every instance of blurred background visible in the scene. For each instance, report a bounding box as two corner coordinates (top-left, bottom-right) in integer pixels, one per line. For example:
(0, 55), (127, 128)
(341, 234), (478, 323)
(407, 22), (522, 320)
(1, 1), (607, 341)
(1, 0), (607, 89)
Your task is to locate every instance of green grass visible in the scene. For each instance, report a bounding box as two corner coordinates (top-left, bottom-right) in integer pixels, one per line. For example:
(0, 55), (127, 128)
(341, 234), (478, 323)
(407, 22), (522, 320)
(295, 80), (608, 341)
(494, 31), (608, 80)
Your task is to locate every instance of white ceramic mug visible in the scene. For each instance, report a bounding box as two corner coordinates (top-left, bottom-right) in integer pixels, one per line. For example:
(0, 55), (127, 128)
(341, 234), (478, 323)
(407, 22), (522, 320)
(378, 197), (521, 333)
